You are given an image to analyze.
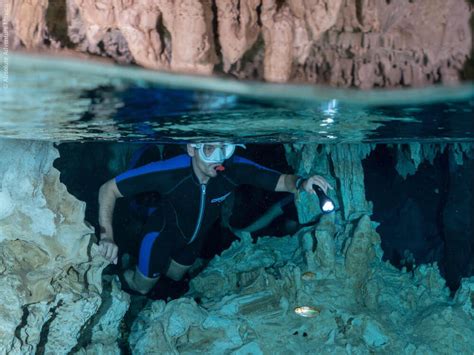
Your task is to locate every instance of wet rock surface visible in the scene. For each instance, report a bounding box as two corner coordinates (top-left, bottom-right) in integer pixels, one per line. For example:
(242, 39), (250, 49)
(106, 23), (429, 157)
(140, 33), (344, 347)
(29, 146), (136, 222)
(0, 140), (110, 353)
(1, 0), (472, 86)
(127, 222), (474, 353)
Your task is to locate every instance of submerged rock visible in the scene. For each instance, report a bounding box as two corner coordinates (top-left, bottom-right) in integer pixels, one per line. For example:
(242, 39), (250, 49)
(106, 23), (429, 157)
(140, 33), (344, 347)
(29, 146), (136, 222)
(125, 215), (474, 353)
(0, 140), (109, 354)
(0, 190), (14, 220)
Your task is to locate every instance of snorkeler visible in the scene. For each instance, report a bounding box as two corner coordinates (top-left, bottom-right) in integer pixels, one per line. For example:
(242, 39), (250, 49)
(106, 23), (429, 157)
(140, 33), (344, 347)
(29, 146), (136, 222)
(97, 143), (333, 295)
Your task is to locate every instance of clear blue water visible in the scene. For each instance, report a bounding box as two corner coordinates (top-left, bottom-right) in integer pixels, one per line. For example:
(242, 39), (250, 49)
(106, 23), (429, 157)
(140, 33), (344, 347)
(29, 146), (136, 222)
(0, 53), (473, 143)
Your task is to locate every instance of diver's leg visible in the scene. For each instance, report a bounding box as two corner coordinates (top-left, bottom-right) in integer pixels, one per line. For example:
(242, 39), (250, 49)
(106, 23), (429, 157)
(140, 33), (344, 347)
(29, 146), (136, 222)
(124, 230), (163, 294)
(124, 212), (182, 294)
(124, 267), (159, 295)
(166, 259), (193, 281)
(167, 231), (209, 281)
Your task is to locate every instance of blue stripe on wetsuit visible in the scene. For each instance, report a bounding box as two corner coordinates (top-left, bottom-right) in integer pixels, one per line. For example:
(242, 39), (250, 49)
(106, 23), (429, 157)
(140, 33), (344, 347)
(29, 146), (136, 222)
(232, 156), (281, 174)
(116, 154), (191, 183)
(128, 144), (153, 170)
(138, 231), (160, 277)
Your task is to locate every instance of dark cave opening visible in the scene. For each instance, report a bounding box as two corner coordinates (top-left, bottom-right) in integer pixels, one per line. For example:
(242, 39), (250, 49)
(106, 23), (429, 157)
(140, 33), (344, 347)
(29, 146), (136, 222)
(363, 144), (474, 291)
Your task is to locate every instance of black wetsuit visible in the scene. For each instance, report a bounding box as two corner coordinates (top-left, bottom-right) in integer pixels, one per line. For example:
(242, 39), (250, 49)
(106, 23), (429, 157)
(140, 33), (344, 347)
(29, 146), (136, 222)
(115, 154), (281, 277)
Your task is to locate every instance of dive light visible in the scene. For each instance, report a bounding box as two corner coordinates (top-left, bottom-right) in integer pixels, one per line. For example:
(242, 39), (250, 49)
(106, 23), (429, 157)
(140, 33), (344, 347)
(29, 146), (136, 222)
(312, 184), (335, 213)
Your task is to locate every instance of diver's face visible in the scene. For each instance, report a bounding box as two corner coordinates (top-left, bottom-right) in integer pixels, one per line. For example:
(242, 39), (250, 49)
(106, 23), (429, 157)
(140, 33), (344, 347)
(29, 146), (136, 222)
(187, 144), (221, 181)
(196, 150), (220, 178)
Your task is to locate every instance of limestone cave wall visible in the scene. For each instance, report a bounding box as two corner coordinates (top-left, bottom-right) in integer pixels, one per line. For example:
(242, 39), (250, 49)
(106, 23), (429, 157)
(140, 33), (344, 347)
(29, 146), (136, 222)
(0, 139), (120, 353)
(1, 0), (472, 86)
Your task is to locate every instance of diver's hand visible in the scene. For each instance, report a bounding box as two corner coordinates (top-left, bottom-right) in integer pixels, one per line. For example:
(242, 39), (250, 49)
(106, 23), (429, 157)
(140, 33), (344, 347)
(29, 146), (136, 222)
(99, 238), (118, 264)
(302, 175), (333, 195)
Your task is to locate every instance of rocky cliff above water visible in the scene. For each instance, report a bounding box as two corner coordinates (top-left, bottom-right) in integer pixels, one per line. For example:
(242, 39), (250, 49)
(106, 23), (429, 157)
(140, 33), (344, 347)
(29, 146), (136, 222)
(1, 0), (472, 87)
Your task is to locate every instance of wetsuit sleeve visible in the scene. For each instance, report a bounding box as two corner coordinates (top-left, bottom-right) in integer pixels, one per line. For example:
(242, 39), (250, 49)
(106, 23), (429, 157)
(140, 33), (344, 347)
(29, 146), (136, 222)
(224, 155), (281, 191)
(115, 167), (162, 197)
(114, 155), (191, 197)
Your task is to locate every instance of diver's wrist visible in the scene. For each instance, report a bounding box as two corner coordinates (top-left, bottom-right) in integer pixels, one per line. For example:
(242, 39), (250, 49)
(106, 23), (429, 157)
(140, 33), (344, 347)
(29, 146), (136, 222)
(295, 176), (305, 191)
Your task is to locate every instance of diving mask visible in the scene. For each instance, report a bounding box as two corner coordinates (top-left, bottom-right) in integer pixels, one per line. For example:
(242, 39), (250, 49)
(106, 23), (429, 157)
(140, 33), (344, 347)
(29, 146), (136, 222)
(191, 143), (246, 163)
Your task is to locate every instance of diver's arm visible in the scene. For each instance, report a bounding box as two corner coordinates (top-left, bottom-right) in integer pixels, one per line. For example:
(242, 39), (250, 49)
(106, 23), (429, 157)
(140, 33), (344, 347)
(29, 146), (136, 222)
(275, 174), (299, 193)
(98, 179), (123, 263)
(275, 174), (333, 194)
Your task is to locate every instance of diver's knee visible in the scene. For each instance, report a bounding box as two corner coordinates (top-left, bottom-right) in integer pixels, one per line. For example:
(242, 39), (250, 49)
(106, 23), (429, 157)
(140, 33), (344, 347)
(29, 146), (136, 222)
(124, 267), (159, 295)
(166, 259), (192, 281)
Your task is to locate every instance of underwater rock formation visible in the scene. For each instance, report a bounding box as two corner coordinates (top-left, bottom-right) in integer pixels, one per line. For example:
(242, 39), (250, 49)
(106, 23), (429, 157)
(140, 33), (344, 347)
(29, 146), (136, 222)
(0, 139), (473, 352)
(1, 0), (472, 86)
(126, 221), (474, 353)
(0, 140), (110, 353)
(119, 142), (474, 353)
(76, 275), (130, 354)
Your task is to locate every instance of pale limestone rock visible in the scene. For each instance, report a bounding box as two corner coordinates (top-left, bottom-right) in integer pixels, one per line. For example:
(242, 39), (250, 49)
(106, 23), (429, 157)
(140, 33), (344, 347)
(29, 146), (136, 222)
(395, 143), (423, 178)
(291, 144), (373, 224)
(76, 276), (130, 354)
(261, 0), (294, 82)
(260, 0), (343, 81)
(295, 0), (472, 87)
(287, 0), (342, 67)
(289, 144), (339, 224)
(43, 292), (102, 353)
(167, 0), (218, 74)
(314, 214), (336, 269)
(294, 189), (321, 224)
(331, 144), (373, 220)
(0, 140), (108, 353)
(113, 0), (169, 70)
(216, 0), (261, 72)
(74, 0), (116, 46)
(4, 0), (472, 86)
(344, 215), (380, 279)
(4, 0), (49, 48)
(300, 229), (318, 272)
(190, 233), (301, 301)
(233, 341), (263, 355)
(291, 16), (313, 66)
(0, 274), (23, 353)
(288, 0), (342, 41)
(66, 0), (133, 62)
(412, 264), (448, 295)
(454, 277), (474, 318)
(362, 319), (389, 348)
(412, 303), (474, 353)
(0, 190), (14, 220)
(69, 0), (217, 73)
(129, 210), (474, 353)
(129, 298), (209, 354)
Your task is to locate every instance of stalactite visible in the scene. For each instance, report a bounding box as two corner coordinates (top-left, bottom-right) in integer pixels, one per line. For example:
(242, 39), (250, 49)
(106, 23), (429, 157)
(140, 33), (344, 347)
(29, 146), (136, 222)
(394, 142), (474, 178)
(2, 0), (471, 86)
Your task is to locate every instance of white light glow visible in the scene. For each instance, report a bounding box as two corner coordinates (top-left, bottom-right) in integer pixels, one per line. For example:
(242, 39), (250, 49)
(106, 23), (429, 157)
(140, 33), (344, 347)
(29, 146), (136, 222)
(322, 200), (335, 212)
(323, 99), (338, 116)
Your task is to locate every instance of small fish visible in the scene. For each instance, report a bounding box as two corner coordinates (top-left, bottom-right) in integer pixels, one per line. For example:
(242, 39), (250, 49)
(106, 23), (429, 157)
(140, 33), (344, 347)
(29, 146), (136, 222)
(301, 271), (316, 280)
(294, 306), (320, 318)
